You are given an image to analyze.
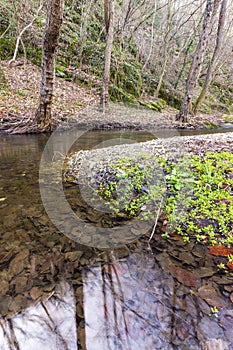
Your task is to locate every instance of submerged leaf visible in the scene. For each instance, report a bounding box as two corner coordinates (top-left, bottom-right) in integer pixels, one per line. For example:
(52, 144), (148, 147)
(226, 262), (233, 271)
(169, 264), (197, 287)
(208, 245), (233, 257)
(230, 293), (233, 303)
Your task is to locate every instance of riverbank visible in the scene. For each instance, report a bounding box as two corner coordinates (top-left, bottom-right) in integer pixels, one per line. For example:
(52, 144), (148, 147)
(62, 131), (233, 323)
(1, 127), (233, 348)
(65, 131), (233, 247)
(66, 132), (233, 179)
(0, 59), (231, 133)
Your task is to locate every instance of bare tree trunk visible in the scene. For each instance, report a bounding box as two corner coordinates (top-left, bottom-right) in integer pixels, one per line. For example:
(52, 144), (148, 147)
(100, 0), (115, 111)
(142, 0), (157, 71)
(155, 0), (172, 97)
(194, 0), (227, 114)
(35, 0), (63, 132)
(176, 0), (219, 122)
(78, 0), (94, 66)
(0, 61), (7, 89)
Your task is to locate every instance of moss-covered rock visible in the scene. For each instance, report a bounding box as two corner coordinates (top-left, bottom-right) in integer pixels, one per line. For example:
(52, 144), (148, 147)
(109, 86), (136, 104)
(204, 121), (218, 129)
(222, 114), (233, 123)
(139, 100), (161, 111)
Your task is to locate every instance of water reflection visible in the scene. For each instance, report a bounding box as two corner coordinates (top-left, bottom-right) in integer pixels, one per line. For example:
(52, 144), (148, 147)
(0, 132), (233, 350)
(0, 281), (77, 350)
(82, 251), (196, 350)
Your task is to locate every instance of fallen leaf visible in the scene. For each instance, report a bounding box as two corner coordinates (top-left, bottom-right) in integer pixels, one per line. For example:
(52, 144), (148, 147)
(224, 284), (233, 292)
(175, 321), (189, 340)
(169, 234), (183, 241)
(169, 264), (197, 287)
(226, 261), (233, 271)
(230, 293), (233, 303)
(30, 287), (42, 300)
(198, 285), (227, 308)
(208, 245), (233, 257)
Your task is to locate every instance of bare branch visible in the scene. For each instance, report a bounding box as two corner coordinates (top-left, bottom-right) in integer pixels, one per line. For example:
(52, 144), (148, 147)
(9, 3), (44, 64)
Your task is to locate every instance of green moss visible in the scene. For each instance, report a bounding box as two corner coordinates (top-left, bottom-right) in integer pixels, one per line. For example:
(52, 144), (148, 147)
(222, 114), (233, 123)
(199, 103), (213, 115)
(138, 99), (166, 112)
(111, 54), (143, 100)
(139, 100), (161, 111)
(55, 65), (73, 80)
(204, 121), (218, 129)
(159, 88), (182, 109)
(109, 86), (136, 104)
(159, 98), (167, 108)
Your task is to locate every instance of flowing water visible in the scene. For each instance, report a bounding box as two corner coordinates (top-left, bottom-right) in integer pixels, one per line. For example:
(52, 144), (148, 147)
(0, 129), (233, 350)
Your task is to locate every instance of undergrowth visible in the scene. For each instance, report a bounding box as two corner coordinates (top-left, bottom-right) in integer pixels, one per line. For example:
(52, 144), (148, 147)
(95, 151), (233, 247)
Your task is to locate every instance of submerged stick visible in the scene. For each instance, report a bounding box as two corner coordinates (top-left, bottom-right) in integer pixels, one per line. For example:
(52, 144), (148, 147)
(147, 194), (164, 247)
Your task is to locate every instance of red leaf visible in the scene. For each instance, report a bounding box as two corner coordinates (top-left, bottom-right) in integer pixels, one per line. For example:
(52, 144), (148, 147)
(226, 262), (233, 271)
(208, 245), (233, 257)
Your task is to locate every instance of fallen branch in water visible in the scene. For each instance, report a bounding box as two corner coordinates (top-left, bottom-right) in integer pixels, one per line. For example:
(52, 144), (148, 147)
(147, 195), (164, 248)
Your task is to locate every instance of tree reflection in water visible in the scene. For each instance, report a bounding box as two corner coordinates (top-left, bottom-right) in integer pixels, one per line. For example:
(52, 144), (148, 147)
(81, 250), (231, 350)
(0, 281), (77, 350)
(82, 251), (175, 350)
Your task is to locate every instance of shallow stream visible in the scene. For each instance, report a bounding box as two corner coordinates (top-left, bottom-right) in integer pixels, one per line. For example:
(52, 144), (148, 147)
(0, 129), (233, 350)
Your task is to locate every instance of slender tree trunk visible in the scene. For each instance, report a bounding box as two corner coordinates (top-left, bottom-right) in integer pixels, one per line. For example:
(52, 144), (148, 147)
(35, 0), (63, 132)
(78, 0), (94, 66)
(142, 0), (157, 71)
(176, 0), (219, 122)
(100, 0), (115, 110)
(155, 0), (172, 97)
(0, 61), (7, 89)
(174, 37), (194, 90)
(194, 0), (227, 114)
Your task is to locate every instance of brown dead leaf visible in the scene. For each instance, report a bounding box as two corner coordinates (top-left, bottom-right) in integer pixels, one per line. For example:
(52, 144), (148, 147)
(30, 287), (42, 301)
(175, 321), (189, 340)
(198, 285), (228, 308)
(230, 293), (233, 303)
(226, 262), (233, 271)
(208, 245), (233, 257)
(169, 264), (197, 287)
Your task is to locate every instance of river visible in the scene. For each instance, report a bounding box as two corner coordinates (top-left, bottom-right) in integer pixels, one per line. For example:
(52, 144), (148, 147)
(0, 129), (233, 350)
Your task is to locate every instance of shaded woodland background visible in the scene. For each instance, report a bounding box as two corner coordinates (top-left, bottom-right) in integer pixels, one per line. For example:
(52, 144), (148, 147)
(0, 0), (233, 128)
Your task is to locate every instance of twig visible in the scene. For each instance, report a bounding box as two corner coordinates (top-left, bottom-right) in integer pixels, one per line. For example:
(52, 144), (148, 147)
(0, 23), (12, 39)
(147, 194), (164, 248)
(9, 3), (43, 64)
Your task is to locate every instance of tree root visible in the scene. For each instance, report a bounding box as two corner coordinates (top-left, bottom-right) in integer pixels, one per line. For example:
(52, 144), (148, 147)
(0, 114), (39, 134)
(0, 114), (63, 134)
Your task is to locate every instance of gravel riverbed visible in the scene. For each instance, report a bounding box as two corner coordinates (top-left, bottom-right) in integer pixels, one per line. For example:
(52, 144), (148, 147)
(67, 132), (233, 179)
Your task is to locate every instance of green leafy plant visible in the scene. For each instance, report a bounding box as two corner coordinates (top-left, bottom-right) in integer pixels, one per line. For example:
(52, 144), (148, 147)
(76, 151), (233, 247)
(209, 306), (219, 317)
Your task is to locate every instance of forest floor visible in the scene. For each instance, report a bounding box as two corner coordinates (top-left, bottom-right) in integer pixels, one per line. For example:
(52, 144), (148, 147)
(0, 58), (230, 133)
